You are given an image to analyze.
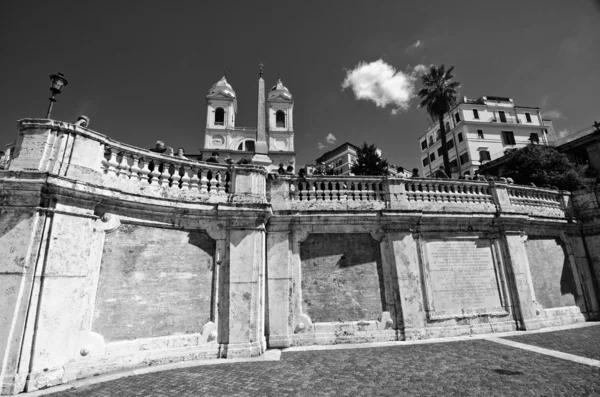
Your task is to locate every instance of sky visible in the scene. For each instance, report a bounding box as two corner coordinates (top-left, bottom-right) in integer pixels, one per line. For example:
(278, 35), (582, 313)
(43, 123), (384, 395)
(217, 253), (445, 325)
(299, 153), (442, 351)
(1, 0), (599, 171)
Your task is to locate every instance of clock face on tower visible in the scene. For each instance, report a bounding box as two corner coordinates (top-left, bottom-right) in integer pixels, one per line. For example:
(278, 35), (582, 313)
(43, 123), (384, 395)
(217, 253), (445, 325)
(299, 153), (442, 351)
(274, 137), (287, 150)
(211, 135), (224, 147)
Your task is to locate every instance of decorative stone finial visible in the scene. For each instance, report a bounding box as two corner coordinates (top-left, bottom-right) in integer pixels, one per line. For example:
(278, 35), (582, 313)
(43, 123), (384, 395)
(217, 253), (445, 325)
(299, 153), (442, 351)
(259, 63), (264, 78)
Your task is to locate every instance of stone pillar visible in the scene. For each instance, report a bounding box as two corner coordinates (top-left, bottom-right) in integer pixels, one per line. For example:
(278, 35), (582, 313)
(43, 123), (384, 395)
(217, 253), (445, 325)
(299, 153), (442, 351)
(18, 198), (98, 392)
(502, 232), (541, 330)
(490, 183), (513, 213)
(385, 231), (426, 340)
(220, 220), (266, 358)
(252, 73), (272, 167)
(0, 210), (46, 395)
(266, 225), (292, 348)
(384, 178), (408, 210)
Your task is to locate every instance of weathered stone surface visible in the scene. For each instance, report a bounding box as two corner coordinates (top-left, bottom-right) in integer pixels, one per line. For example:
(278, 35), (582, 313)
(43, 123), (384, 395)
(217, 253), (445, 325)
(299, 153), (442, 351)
(424, 239), (503, 314)
(93, 225), (215, 341)
(525, 237), (578, 309)
(300, 233), (384, 322)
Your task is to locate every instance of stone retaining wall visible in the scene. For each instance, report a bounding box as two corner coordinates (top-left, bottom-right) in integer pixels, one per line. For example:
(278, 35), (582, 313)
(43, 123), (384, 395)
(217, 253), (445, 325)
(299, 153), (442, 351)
(1, 119), (599, 395)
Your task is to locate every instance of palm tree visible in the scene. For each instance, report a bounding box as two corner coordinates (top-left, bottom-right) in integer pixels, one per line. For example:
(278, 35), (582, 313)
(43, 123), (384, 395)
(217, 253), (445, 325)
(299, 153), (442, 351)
(418, 65), (461, 175)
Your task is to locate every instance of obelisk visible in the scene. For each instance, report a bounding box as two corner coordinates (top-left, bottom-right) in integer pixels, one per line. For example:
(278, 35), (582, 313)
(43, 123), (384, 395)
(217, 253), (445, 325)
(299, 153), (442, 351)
(251, 63), (273, 167)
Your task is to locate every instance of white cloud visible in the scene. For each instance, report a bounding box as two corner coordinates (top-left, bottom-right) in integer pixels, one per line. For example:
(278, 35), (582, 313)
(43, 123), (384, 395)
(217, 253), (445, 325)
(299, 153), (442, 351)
(412, 64), (428, 75)
(542, 110), (566, 119)
(390, 109), (399, 115)
(405, 40), (423, 51)
(326, 133), (337, 144)
(317, 142), (326, 150)
(342, 59), (422, 111)
(558, 129), (570, 138)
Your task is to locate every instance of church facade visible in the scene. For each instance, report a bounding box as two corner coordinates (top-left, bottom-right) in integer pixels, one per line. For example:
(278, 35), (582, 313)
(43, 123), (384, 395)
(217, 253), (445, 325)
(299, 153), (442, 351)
(197, 74), (296, 172)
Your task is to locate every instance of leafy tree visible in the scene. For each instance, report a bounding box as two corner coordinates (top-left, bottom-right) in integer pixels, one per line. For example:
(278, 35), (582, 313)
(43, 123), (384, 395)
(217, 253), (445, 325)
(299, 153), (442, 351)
(418, 65), (461, 173)
(504, 145), (590, 191)
(351, 142), (389, 176)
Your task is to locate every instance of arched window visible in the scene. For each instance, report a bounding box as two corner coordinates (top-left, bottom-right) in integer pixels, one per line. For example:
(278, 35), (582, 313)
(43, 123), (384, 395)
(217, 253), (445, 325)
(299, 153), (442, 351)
(276, 110), (286, 128)
(214, 107), (225, 125)
(445, 122), (450, 132)
(237, 140), (255, 152)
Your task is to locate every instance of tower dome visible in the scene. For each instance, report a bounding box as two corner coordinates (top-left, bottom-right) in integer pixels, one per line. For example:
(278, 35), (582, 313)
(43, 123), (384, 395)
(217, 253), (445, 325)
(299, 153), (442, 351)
(268, 79), (292, 100)
(209, 76), (236, 98)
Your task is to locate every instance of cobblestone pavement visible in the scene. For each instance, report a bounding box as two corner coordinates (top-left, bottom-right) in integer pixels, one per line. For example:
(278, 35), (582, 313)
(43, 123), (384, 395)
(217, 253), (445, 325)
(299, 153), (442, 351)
(504, 323), (600, 361)
(44, 332), (600, 397)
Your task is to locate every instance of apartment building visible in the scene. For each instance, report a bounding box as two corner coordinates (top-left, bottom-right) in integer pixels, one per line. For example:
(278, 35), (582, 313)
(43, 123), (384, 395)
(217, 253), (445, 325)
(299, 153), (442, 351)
(417, 95), (555, 177)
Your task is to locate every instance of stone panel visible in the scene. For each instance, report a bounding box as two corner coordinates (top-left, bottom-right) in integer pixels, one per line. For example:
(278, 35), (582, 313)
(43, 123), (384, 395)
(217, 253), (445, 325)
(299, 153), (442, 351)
(300, 233), (384, 322)
(93, 225), (215, 341)
(525, 237), (577, 309)
(423, 239), (505, 319)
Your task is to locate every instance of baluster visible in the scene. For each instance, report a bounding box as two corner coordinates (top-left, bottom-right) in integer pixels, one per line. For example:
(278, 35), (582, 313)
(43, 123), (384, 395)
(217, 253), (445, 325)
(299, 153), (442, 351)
(190, 168), (200, 191)
(170, 165), (181, 189)
(104, 148), (120, 176)
(198, 170), (208, 193)
(217, 172), (226, 194)
(296, 181), (304, 201)
(339, 182), (348, 201)
(118, 152), (131, 179)
(323, 181), (331, 201)
(208, 171), (217, 194)
(148, 161), (161, 185)
(139, 158), (151, 183)
(225, 171), (232, 194)
(368, 181), (376, 200)
(130, 155), (141, 181)
(156, 162), (169, 186)
(180, 166), (191, 189)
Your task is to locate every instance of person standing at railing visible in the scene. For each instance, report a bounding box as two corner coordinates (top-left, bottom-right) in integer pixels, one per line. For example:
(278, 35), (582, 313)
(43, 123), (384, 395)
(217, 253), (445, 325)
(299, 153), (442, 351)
(206, 151), (220, 163)
(411, 168), (420, 178)
(433, 165), (449, 179)
(176, 148), (188, 160)
(150, 141), (168, 154)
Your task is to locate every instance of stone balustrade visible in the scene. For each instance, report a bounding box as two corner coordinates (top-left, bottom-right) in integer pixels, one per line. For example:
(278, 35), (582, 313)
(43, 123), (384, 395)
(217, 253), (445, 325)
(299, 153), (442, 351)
(6, 119), (267, 204)
(270, 175), (570, 218)
(403, 179), (493, 204)
(289, 176), (385, 202)
(102, 142), (232, 195)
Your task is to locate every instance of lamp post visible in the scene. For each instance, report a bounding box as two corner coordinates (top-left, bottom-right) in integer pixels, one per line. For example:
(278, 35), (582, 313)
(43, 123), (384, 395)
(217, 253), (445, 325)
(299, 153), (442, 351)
(46, 72), (68, 119)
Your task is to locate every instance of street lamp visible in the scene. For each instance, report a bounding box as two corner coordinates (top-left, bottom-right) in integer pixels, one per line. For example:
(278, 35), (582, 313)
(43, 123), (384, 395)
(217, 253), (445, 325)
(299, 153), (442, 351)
(46, 72), (68, 119)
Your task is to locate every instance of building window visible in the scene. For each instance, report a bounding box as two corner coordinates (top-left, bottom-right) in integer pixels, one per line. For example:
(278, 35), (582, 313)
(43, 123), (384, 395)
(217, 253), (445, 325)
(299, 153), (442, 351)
(459, 152), (470, 165)
(437, 147), (444, 157)
(473, 109), (479, 119)
(498, 111), (506, 123)
(428, 136), (434, 146)
(525, 112), (532, 123)
(455, 112), (461, 123)
(421, 140), (428, 150)
(449, 159), (458, 168)
(477, 129), (484, 139)
(502, 131), (516, 145)
(479, 150), (491, 161)
(237, 140), (255, 151)
(445, 122), (450, 132)
(436, 129), (441, 141)
(422, 157), (429, 167)
(276, 110), (286, 128)
(529, 133), (539, 144)
(458, 132), (463, 142)
(214, 107), (225, 125)
(447, 139), (454, 150)
(430, 153), (436, 162)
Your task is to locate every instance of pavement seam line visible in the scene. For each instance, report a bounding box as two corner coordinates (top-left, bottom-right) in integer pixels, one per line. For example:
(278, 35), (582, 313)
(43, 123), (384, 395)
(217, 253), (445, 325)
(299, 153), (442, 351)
(488, 337), (600, 368)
